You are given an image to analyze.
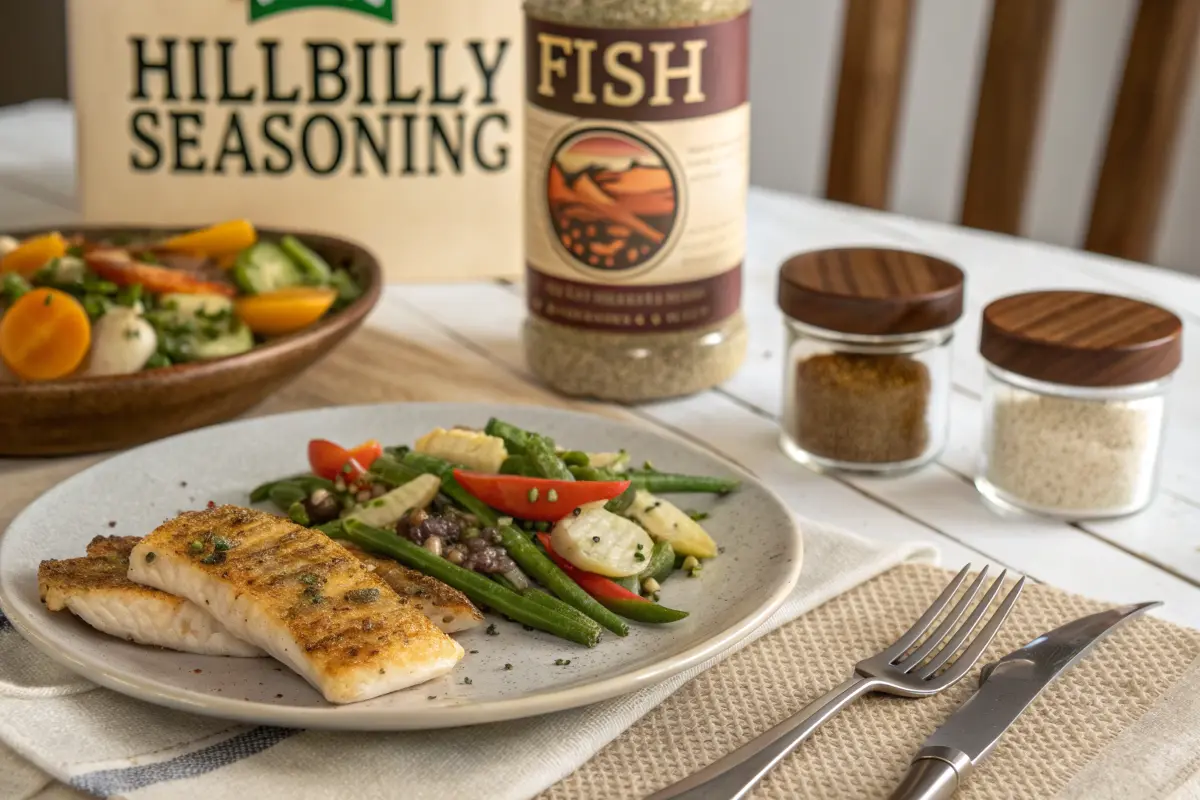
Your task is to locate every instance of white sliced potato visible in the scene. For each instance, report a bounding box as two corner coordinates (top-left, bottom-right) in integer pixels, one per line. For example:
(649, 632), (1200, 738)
(84, 307), (157, 376)
(414, 427), (508, 473)
(0, 235), (18, 259)
(626, 490), (718, 558)
(344, 473), (441, 528)
(551, 502), (655, 577)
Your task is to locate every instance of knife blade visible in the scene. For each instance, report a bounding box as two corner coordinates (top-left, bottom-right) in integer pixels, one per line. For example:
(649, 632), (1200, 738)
(888, 600), (1161, 800)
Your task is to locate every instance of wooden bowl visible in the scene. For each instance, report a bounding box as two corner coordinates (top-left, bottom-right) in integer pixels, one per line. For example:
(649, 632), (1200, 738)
(0, 226), (382, 456)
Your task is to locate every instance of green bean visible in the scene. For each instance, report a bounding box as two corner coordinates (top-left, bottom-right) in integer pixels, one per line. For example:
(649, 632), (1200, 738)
(267, 482), (308, 511)
(523, 588), (603, 635)
(626, 471), (740, 495)
(560, 451), (590, 467)
(315, 520), (344, 537)
(601, 598), (689, 624)
(249, 474), (334, 503)
(484, 418), (538, 454)
(338, 520), (600, 647)
(639, 541), (676, 583)
(499, 455), (534, 476)
(368, 455), (423, 487)
(605, 484), (638, 515)
(526, 437), (574, 481)
(569, 466), (618, 482)
(499, 526), (628, 636)
(287, 501), (311, 526)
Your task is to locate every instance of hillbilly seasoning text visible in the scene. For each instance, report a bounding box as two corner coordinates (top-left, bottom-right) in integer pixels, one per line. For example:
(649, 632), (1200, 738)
(522, 0), (750, 402)
(777, 249), (965, 475)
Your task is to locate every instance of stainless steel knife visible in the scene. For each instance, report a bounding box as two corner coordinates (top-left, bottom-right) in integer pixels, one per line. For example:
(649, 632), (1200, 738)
(887, 601), (1161, 800)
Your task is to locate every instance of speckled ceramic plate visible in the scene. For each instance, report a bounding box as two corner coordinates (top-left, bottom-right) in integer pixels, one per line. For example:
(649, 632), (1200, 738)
(0, 403), (803, 731)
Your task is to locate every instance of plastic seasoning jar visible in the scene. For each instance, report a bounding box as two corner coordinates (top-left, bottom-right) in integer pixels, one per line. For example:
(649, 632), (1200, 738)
(977, 290), (1183, 520)
(777, 248), (965, 474)
(521, 0), (750, 402)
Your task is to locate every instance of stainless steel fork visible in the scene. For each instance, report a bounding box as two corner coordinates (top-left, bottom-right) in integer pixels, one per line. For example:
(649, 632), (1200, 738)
(646, 564), (1025, 800)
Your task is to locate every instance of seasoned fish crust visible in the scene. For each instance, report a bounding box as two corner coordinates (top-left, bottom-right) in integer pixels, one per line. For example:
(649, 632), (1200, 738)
(341, 543), (484, 634)
(38, 537), (263, 657)
(127, 506), (463, 704)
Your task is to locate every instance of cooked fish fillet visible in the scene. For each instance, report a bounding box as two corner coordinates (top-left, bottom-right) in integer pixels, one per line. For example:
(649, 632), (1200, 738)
(38, 536), (264, 657)
(127, 506), (464, 704)
(340, 543), (484, 634)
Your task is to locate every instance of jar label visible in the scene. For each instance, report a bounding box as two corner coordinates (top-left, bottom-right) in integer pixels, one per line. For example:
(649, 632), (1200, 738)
(524, 13), (748, 333)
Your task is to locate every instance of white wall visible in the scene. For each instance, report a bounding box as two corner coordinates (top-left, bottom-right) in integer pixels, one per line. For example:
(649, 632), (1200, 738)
(748, 0), (1200, 275)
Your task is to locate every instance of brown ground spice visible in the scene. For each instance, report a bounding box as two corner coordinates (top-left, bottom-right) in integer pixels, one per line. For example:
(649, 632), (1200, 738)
(791, 353), (931, 464)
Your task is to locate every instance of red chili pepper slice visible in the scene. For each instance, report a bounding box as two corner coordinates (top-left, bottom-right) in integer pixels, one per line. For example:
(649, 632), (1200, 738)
(453, 470), (630, 522)
(307, 438), (383, 481)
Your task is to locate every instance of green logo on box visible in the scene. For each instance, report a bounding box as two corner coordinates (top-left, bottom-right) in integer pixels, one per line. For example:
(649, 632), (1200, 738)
(250, 0), (395, 23)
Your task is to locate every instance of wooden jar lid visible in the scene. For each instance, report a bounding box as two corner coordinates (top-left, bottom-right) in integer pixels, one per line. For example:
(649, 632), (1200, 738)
(777, 248), (965, 335)
(980, 290), (1183, 387)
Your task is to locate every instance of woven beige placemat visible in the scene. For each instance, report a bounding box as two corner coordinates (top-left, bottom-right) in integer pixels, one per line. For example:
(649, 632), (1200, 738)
(544, 563), (1200, 800)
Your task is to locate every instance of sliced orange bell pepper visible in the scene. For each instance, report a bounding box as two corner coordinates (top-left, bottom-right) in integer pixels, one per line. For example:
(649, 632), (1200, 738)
(234, 287), (336, 336)
(0, 232), (67, 277)
(0, 288), (91, 381)
(159, 219), (257, 257)
(85, 250), (236, 296)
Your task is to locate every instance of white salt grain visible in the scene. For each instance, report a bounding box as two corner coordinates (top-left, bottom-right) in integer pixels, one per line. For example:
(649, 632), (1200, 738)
(983, 390), (1164, 514)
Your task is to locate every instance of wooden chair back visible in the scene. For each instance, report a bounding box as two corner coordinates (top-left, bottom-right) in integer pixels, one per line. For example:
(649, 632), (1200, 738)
(824, 0), (1200, 264)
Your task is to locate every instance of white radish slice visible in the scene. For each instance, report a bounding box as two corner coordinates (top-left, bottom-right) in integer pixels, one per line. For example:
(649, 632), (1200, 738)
(551, 502), (654, 577)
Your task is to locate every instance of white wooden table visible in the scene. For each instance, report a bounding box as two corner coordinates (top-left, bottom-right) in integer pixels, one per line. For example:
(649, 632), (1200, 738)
(3, 100), (1198, 627)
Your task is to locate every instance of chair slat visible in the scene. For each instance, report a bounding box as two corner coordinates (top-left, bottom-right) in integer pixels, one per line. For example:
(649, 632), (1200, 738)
(825, 0), (916, 210)
(1085, 0), (1200, 263)
(960, 0), (1060, 235)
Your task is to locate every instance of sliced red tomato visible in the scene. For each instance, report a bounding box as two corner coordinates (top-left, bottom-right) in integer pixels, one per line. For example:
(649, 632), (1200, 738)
(536, 533), (644, 602)
(307, 438), (383, 481)
(85, 250), (236, 296)
(453, 470), (630, 522)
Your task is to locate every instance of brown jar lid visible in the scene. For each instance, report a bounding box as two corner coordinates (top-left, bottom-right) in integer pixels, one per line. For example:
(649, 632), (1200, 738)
(777, 248), (965, 335)
(980, 290), (1183, 387)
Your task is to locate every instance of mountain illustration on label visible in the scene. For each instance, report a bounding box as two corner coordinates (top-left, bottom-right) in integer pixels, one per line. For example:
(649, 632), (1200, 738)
(547, 128), (679, 273)
(250, 0), (395, 23)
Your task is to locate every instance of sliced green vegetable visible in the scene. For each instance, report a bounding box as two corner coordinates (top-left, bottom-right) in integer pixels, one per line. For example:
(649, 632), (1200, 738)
(559, 451), (589, 467)
(280, 235), (333, 285)
(231, 242), (304, 294)
(188, 321), (253, 360)
(287, 501), (311, 526)
(599, 597), (689, 624)
(499, 455), (534, 476)
(603, 484), (637, 515)
(329, 269), (362, 308)
(1, 272), (32, 305)
(638, 540), (676, 583)
(267, 482), (308, 512)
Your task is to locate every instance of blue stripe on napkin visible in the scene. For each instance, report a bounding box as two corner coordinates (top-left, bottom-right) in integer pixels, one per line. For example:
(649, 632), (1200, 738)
(71, 726), (298, 796)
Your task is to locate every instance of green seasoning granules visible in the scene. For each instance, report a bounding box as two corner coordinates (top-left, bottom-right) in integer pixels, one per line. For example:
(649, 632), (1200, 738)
(791, 353), (932, 464)
(522, 0), (751, 402)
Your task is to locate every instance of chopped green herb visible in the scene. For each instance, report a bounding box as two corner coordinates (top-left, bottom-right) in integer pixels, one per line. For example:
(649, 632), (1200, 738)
(687, 510), (710, 522)
(43, 293), (53, 306)
(200, 551), (226, 565)
(188, 540), (204, 554)
(463, 677), (473, 685)
(503, 663), (513, 671)
(527, 487), (539, 503)
(554, 658), (571, 666)
(547, 489), (559, 503)
(634, 552), (646, 562)
(636, 543), (644, 551)
(345, 588), (380, 604)
(486, 623), (499, 636)
(299, 573), (321, 586)
(144, 552), (157, 563)
(533, 520), (550, 532)
(427, 695), (437, 700)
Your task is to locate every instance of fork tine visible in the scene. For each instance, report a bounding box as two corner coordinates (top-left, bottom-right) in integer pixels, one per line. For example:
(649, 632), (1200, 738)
(881, 563), (972, 663)
(912, 570), (1008, 679)
(925, 576), (1026, 686)
(897, 566), (990, 671)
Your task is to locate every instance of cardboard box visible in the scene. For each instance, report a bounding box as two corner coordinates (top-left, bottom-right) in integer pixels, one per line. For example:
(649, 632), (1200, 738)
(69, 0), (523, 282)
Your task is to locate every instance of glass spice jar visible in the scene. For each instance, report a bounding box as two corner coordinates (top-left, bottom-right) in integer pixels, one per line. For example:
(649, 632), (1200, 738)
(777, 248), (965, 474)
(521, 0), (750, 402)
(977, 290), (1183, 520)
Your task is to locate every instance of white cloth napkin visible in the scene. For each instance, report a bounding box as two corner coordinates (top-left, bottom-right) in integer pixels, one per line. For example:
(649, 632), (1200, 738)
(0, 520), (936, 800)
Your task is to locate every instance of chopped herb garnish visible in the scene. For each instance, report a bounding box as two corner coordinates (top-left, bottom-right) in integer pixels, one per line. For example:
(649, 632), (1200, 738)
(144, 552), (157, 563)
(469, 650), (479, 654)
(187, 540), (204, 554)
(341, 463), (354, 474)
(687, 510), (710, 522)
(345, 588), (380, 604)
(486, 623), (499, 636)
(463, 677), (473, 685)
(636, 543), (644, 551)
(43, 293), (53, 306)
(554, 658), (571, 666)
(212, 536), (232, 552)
(107, 521), (117, 528)
(427, 695), (437, 700)
(299, 573), (320, 585)
(547, 489), (559, 503)
(527, 487), (539, 503)
(123, 328), (141, 340)
(504, 663), (513, 670)
(634, 552), (646, 562)
(200, 551), (226, 565)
